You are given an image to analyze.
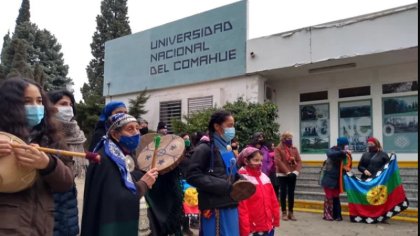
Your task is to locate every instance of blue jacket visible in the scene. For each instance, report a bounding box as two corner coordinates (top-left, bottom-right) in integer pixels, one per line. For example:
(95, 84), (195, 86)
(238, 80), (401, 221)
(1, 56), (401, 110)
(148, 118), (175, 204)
(53, 186), (79, 236)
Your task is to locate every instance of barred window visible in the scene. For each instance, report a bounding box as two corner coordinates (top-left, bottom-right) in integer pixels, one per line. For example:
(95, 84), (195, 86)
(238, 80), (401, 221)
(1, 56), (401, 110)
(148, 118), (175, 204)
(159, 100), (182, 133)
(188, 96), (213, 116)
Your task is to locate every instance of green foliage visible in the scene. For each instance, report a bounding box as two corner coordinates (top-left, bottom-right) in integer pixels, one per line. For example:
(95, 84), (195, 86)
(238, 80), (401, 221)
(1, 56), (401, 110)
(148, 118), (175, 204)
(78, 0), (132, 138)
(0, 0), (72, 90)
(128, 89), (150, 119)
(75, 95), (104, 145)
(82, 0), (131, 103)
(7, 38), (33, 79)
(172, 98), (280, 146)
(16, 0), (30, 26)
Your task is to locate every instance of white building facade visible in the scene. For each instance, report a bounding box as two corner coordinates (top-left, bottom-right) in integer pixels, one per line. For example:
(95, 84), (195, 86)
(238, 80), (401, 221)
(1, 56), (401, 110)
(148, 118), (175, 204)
(107, 4), (418, 162)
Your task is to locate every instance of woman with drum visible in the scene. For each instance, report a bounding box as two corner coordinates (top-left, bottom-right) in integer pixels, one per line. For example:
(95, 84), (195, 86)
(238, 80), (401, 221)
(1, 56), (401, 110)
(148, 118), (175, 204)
(0, 77), (74, 235)
(187, 110), (253, 236)
(81, 113), (158, 236)
(48, 90), (86, 236)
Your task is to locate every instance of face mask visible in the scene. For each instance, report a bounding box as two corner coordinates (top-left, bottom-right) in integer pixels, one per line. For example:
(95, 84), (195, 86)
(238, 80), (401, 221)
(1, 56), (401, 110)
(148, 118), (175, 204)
(247, 163), (262, 171)
(56, 106), (74, 122)
(222, 127), (235, 142)
(184, 139), (191, 148)
(368, 146), (378, 153)
(119, 133), (141, 152)
(140, 127), (149, 135)
(25, 105), (45, 128)
(283, 140), (292, 147)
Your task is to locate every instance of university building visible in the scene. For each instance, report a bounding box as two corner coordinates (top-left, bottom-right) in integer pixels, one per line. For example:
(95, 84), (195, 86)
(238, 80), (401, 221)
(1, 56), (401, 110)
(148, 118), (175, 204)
(104, 2), (418, 164)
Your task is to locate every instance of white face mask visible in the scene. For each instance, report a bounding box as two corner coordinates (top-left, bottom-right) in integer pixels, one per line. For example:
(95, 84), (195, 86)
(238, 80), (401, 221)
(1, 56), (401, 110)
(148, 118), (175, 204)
(56, 106), (74, 122)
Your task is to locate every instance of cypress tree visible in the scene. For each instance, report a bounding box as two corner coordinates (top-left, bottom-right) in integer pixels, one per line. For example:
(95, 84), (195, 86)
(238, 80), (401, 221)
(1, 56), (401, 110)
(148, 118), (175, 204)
(81, 0), (131, 102)
(16, 0), (30, 26)
(77, 0), (132, 138)
(0, 0), (72, 90)
(7, 38), (33, 79)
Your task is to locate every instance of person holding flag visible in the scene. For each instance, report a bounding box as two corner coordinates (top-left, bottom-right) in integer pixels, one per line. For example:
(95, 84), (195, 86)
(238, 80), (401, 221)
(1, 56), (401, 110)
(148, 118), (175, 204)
(358, 137), (390, 180)
(320, 137), (352, 221)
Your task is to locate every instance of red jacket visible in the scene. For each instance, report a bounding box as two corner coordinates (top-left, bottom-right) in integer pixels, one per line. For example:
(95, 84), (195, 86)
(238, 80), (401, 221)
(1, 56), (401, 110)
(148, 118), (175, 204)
(238, 167), (280, 236)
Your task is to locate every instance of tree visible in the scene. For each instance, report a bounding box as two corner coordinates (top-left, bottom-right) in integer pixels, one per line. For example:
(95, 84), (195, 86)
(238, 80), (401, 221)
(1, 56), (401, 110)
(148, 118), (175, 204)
(172, 98), (280, 147)
(0, 32), (11, 80)
(15, 0), (30, 26)
(0, 0), (72, 90)
(81, 0), (131, 103)
(128, 89), (150, 119)
(7, 38), (33, 79)
(77, 0), (132, 139)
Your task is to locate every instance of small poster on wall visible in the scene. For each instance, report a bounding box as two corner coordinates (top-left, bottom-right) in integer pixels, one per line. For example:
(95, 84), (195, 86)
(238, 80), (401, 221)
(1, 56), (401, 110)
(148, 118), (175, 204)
(300, 103), (329, 153)
(383, 95), (418, 153)
(339, 100), (373, 152)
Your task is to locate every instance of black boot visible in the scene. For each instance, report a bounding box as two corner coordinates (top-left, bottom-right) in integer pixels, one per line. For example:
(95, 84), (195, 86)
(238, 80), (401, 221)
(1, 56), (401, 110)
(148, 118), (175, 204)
(182, 216), (194, 236)
(333, 197), (343, 221)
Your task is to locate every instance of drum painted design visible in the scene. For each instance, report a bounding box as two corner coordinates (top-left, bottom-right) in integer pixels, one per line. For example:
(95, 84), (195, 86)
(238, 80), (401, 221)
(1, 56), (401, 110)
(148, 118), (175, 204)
(137, 134), (185, 174)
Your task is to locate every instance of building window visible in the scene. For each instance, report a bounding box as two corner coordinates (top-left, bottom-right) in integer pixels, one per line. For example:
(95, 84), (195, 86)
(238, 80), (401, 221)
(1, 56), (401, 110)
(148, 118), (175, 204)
(300, 103), (330, 153)
(159, 100), (182, 133)
(382, 81), (418, 94)
(338, 100), (372, 153)
(339, 86), (370, 98)
(382, 95), (418, 153)
(188, 96), (213, 116)
(300, 91), (328, 102)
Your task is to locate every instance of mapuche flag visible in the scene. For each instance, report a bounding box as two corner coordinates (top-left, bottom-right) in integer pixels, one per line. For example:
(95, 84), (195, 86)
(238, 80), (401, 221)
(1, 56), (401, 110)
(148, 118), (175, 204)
(343, 155), (409, 223)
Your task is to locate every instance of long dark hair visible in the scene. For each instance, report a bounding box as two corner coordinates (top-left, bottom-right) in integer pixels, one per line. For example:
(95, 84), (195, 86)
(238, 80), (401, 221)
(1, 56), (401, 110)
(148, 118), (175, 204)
(47, 90), (77, 116)
(208, 110), (232, 141)
(0, 77), (65, 148)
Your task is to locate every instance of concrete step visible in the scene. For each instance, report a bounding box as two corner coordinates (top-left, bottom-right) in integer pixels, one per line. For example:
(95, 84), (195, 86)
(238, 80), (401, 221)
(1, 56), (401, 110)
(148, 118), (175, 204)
(295, 183), (418, 196)
(402, 181), (419, 191)
(295, 191), (418, 208)
(401, 175), (419, 182)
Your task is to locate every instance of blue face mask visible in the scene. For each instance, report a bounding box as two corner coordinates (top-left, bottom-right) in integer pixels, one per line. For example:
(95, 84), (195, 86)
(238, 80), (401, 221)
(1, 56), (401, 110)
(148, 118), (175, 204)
(119, 133), (141, 152)
(223, 127), (236, 143)
(25, 105), (45, 128)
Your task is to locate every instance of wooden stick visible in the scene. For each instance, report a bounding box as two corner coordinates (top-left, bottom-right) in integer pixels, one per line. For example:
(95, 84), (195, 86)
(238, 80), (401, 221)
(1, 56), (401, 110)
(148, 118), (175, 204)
(10, 143), (101, 163)
(36, 146), (88, 158)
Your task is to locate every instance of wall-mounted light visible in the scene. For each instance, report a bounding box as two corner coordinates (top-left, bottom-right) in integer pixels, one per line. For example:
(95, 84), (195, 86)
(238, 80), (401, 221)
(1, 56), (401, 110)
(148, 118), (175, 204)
(308, 63), (356, 74)
(250, 51), (255, 58)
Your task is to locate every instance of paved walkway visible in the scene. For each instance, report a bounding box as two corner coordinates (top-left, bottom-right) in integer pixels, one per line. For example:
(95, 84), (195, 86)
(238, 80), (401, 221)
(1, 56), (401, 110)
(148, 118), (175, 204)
(76, 178), (418, 236)
(276, 212), (417, 236)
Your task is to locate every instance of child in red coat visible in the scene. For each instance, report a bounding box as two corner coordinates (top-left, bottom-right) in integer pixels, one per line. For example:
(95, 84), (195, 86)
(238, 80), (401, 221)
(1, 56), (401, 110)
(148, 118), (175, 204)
(238, 147), (280, 236)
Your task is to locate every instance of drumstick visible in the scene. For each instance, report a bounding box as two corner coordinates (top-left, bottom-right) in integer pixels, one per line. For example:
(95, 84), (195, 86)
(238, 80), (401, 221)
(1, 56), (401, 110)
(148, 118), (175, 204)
(151, 135), (161, 169)
(10, 143), (101, 163)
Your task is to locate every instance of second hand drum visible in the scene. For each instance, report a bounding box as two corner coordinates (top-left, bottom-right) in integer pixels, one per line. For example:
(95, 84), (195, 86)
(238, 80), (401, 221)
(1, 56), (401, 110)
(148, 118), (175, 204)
(137, 134), (185, 175)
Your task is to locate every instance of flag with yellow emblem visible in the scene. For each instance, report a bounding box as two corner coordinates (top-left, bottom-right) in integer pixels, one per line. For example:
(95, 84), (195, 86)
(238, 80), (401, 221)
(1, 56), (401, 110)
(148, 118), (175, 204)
(343, 154), (409, 223)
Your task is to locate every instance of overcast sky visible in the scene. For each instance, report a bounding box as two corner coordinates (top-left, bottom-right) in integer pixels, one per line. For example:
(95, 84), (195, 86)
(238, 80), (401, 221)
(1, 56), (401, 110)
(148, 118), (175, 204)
(0, 0), (416, 101)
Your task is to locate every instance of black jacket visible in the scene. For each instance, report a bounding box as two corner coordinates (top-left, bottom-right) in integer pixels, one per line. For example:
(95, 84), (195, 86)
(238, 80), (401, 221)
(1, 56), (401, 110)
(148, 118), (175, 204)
(358, 151), (390, 180)
(187, 142), (239, 211)
(321, 147), (346, 189)
(88, 121), (105, 152)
